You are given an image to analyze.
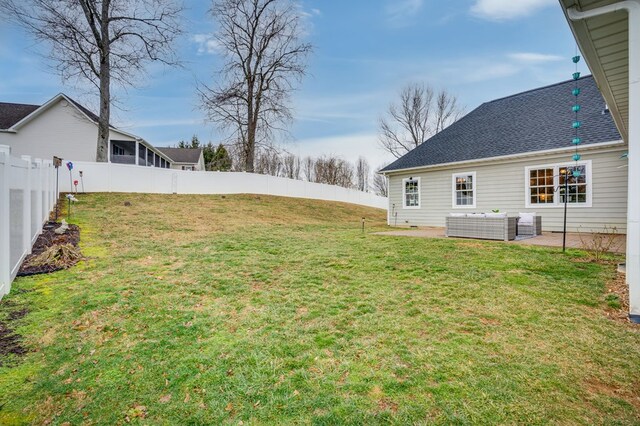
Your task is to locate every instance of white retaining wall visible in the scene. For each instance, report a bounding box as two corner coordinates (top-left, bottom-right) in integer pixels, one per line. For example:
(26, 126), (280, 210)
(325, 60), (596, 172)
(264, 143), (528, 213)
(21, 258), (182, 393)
(0, 146), (57, 297)
(57, 161), (388, 209)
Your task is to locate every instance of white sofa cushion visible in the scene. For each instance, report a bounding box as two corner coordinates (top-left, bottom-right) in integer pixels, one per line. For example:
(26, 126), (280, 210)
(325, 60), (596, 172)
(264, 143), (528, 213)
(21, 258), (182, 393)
(485, 212), (507, 218)
(449, 213), (466, 217)
(519, 212), (536, 225)
(466, 213), (486, 218)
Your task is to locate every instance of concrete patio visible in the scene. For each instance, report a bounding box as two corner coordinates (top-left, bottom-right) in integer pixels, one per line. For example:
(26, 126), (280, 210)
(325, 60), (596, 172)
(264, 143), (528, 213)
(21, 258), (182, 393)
(375, 227), (627, 254)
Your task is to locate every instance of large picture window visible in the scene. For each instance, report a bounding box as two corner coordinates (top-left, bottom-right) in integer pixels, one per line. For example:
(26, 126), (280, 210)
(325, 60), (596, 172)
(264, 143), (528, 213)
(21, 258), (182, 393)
(452, 172), (476, 208)
(525, 161), (591, 208)
(402, 177), (420, 209)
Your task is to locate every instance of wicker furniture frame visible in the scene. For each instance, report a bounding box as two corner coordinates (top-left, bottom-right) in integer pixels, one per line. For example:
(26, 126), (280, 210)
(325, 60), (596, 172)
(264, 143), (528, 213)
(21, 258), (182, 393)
(445, 216), (517, 241)
(517, 216), (542, 237)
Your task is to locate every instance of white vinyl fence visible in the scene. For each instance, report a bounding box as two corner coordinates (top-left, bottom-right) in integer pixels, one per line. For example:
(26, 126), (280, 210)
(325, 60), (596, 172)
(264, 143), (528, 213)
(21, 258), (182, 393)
(0, 146), (57, 297)
(57, 161), (388, 209)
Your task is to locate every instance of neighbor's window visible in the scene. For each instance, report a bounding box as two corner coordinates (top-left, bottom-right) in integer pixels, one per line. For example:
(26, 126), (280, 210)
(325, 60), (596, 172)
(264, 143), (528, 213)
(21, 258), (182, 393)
(403, 177), (420, 208)
(526, 162), (591, 207)
(112, 144), (125, 156)
(453, 172), (476, 207)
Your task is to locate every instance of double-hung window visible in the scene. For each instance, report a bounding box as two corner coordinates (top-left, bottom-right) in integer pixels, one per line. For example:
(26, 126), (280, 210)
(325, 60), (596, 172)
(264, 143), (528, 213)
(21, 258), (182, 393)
(526, 161), (591, 208)
(452, 172), (476, 208)
(402, 177), (420, 209)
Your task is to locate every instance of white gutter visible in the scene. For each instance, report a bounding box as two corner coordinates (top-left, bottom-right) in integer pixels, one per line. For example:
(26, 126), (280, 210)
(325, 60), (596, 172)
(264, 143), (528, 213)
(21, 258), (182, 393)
(568, 0), (640, 323)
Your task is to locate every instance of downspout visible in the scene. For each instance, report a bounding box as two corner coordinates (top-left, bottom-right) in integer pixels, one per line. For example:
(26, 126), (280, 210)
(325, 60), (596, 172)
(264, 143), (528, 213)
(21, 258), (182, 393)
(568, 0), (640, 323)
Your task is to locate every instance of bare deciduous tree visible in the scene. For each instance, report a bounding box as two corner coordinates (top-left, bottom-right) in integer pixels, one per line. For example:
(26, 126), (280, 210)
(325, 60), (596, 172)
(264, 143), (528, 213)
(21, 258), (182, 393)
(314, 156), (353, 188)
(0, 0), (183, 162)
(379, 83), (464, 159)
(282, 154), (300, 179)
(302, 156), (315, 182)
(355, 156), (370, 192)
(199, 0), (312, 172)
(372, 170), (388, 197)
(255, 150), (283, 176)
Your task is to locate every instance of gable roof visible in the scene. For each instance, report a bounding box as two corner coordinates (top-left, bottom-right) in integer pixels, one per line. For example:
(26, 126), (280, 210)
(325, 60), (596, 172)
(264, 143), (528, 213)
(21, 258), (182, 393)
(380, 75), (622, 173)
(0, 102), (40, 130)
(66, 96), (100, 123)
(156, 147), (203, 164)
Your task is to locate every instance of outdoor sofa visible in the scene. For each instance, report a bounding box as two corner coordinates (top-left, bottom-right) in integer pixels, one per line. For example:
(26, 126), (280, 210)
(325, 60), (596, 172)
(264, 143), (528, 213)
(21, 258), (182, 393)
(445, 213), (517, 241)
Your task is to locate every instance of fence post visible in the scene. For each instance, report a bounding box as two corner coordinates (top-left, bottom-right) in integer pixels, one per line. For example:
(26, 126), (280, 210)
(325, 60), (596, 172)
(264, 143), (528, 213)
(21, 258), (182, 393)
(20, 155), (32, 255)
(0, 145), (11, 296)
(42, 160), (51, 222)
(34, 159), (44, 232)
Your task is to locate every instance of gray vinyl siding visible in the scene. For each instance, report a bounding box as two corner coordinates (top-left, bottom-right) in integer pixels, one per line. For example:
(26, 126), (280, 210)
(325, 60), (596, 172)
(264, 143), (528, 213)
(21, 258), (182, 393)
(387, 145), (628, 233)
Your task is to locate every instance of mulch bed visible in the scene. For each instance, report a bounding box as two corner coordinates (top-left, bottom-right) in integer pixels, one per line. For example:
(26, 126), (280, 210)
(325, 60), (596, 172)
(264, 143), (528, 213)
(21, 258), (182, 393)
(0, 302), (29, 365)
(604, 271), (634, 325)
(17, 221), (81, 277)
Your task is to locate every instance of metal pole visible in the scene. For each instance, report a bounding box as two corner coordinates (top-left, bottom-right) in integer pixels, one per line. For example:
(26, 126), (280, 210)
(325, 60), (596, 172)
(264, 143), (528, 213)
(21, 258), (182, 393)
(562, 170), (569, 252)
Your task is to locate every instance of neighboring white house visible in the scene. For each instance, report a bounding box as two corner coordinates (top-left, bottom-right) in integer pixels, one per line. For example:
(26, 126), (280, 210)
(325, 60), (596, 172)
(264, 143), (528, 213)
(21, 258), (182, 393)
(380, 76), (627, 233)
(0, 93), (172, 167)
(156, 147), (205, 171)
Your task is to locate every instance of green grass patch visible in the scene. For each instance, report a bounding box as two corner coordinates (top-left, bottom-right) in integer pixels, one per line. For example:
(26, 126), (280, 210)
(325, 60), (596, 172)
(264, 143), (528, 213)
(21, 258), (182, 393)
(0, 193), (638, 425)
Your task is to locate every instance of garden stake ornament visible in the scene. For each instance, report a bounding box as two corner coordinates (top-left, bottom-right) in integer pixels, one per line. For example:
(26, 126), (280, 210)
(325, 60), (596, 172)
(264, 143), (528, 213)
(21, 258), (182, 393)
(66, 161), (73, 219)
(563, 52), (584, 252)
(53, 156), (62, 221)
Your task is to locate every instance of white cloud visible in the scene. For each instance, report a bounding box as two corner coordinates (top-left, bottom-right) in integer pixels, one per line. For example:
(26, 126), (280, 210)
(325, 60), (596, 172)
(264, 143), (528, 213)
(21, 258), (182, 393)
(386, 0), (424, 26)
(470, 0), (556, 21)
(508, 52), (564, 63)
(191, 34), (222, 55)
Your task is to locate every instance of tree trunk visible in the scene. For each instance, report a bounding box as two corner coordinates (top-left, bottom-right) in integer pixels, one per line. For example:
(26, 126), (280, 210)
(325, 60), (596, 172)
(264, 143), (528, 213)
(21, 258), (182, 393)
(245, 88), (256, 172)
(96, 1), (111, 163)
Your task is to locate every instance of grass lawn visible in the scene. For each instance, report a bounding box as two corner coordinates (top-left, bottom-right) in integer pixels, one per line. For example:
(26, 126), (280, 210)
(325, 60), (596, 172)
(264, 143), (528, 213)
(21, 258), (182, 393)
(1, 193), (639, 425)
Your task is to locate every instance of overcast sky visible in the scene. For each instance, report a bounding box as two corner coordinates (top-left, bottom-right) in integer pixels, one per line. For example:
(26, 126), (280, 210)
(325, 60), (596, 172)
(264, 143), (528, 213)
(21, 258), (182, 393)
(0, 0), (583, 168)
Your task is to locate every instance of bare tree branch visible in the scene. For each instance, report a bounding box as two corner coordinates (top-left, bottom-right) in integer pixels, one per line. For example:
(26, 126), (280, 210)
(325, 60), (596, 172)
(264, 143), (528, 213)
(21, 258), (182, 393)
(378, 83), (464, 159)
(0, 0), (184, 161)
(199, 0), (312, 172)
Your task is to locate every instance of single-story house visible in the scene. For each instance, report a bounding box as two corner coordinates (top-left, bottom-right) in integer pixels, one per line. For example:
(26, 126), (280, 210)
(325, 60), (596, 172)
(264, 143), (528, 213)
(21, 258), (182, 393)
(156, 147), (205, 171)
(380, 75), (627, 233)
(0, 93), (172, 167)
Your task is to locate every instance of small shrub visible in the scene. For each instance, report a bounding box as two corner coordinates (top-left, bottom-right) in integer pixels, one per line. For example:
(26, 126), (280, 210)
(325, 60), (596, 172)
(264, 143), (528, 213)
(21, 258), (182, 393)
(578, 225), (622, 262)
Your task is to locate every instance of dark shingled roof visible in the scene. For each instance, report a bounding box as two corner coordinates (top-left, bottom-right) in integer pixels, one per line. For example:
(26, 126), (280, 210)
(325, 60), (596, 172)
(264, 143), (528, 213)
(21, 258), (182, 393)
(0, 102), (40, 129)
(156, 147), (203, 163)
(381, 76), (622, 172)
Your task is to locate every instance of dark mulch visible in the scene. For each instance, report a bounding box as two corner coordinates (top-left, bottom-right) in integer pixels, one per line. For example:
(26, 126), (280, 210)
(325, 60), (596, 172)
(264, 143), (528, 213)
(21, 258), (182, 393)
(17, 221), (81, 277)
(0, 310), (29, 364)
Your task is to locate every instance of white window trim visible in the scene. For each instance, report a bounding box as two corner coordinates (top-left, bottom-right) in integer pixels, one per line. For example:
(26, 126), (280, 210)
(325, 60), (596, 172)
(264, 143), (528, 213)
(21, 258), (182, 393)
(524, 160), (593, 208)
(402, 177), (421, 209)
(452, 171), (477, 209)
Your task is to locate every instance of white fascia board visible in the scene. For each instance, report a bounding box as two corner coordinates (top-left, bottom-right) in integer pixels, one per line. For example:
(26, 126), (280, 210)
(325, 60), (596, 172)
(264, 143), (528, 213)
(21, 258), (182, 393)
(380, 140), (625, 176)
(560, 0), (630, 141)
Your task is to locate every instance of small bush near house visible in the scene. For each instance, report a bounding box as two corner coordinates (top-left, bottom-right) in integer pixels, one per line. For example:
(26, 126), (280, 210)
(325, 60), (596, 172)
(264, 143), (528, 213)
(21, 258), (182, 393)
(578, 225), (623, 262)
